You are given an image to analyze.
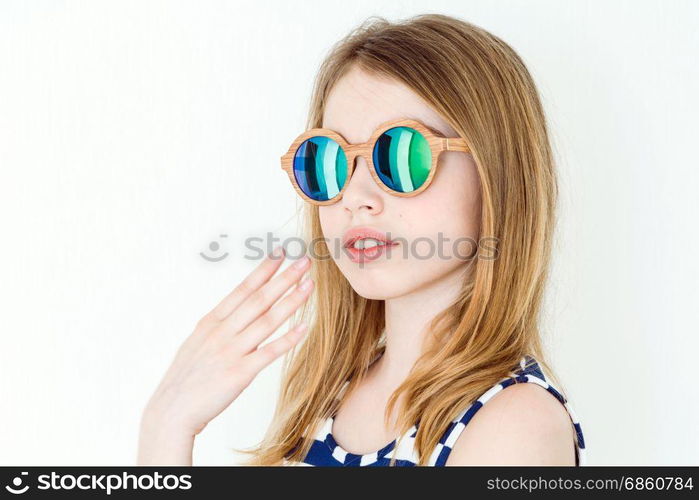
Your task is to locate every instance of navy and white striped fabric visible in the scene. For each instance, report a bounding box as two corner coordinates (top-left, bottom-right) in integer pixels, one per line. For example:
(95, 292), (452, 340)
(290, 354), (586, 466)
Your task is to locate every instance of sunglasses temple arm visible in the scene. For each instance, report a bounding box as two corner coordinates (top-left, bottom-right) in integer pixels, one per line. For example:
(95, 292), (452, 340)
(444, 138), (470, 153)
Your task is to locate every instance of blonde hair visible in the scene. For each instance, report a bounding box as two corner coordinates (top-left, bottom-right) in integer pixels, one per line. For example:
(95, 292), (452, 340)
(241, 13), (563, 465)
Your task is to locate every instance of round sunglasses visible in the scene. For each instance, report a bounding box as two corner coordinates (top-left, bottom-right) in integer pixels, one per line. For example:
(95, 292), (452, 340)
(280, 118), (471, 205)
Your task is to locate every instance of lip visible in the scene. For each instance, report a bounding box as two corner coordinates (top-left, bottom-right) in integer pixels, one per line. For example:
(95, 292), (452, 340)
(342, 226), (399, 264)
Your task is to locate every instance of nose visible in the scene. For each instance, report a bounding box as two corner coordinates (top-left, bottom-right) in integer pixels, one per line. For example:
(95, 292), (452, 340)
(340, 155), (384, 215)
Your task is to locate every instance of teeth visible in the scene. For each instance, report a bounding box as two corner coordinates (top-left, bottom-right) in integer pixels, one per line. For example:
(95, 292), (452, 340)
(353, 238), (385, 249)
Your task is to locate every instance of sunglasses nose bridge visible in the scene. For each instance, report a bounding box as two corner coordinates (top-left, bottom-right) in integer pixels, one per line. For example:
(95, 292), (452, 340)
(342, 143), (372, 170)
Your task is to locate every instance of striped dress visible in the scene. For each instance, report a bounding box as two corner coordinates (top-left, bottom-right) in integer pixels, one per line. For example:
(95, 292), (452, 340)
(290, 354), (586, 466)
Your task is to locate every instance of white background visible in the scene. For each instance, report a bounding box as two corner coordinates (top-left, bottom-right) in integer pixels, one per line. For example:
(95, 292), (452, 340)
(1, 0), (697, 466)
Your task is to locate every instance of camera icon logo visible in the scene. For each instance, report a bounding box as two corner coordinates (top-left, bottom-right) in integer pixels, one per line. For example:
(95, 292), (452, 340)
(5, 472), (29, 494)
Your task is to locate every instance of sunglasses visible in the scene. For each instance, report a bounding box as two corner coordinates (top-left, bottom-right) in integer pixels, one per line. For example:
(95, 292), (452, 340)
(280, 118), (470, 205)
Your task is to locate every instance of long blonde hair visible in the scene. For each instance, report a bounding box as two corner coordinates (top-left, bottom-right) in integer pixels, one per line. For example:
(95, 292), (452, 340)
(242, 13), (563, 465)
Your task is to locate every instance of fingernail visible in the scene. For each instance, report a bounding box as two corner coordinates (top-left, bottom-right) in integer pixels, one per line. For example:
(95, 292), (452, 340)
(298, 277), (313, 291)
(293, 255), (310, 269)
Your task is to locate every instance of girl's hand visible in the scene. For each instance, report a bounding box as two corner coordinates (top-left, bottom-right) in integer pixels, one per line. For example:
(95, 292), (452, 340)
(137, 246), (313, 464)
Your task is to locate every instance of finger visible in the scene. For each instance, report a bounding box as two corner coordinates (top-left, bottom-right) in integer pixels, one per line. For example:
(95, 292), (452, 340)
(243, 322), (309, 373)
(234, 276), (314, 354)
(207, 246), (286, 322)
(217, 254), (311, 335)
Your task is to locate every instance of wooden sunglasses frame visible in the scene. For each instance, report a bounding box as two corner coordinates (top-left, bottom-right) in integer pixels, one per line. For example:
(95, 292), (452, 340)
(280, 118), (470, 206)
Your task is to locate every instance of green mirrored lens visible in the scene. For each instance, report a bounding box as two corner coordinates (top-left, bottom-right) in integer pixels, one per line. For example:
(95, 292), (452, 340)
(372, 126), (432, 193)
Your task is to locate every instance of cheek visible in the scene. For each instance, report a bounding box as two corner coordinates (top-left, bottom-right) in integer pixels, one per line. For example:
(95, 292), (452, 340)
(319, 206), (344, 246)
(402, 157), (481, 256)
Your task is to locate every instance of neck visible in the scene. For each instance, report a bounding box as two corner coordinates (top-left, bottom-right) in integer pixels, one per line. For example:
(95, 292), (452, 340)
(373, 264), (468, 386)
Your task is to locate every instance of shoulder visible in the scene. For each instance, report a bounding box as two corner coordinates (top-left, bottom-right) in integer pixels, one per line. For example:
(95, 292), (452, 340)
(445, 381), (577, 465)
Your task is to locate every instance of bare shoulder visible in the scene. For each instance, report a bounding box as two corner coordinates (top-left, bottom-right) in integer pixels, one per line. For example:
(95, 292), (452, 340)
(445, 382), (577, 466)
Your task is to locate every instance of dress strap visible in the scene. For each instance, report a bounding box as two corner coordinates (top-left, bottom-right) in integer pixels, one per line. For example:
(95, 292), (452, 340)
(427, 355), (587, 466)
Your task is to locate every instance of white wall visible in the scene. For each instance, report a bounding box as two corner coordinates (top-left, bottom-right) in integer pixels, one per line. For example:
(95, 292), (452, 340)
(0, 0), (696, 466)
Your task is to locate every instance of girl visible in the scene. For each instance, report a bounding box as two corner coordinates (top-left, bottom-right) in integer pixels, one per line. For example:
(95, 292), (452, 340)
(138, 13), (586, 467)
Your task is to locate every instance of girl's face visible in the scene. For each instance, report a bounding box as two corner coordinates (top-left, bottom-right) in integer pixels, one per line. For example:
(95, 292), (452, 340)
(319, 65), (481, 300)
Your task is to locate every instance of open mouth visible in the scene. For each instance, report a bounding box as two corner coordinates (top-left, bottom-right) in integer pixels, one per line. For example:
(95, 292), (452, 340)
(344, 237), (400, 263)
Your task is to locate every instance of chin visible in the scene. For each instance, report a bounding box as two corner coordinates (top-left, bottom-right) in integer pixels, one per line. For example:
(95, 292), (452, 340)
(344, 273), (419, 301)
(349, 286), (398, 301)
